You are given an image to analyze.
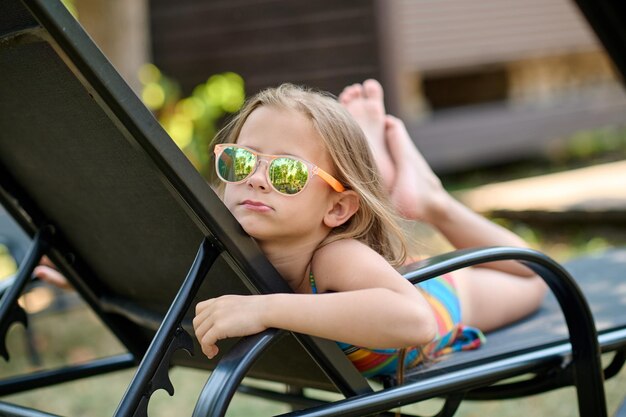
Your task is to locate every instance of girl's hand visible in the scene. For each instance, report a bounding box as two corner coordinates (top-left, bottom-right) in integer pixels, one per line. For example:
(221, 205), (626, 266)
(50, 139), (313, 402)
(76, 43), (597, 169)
(34, 256), (73, 290)
(193, 295), (268, 359)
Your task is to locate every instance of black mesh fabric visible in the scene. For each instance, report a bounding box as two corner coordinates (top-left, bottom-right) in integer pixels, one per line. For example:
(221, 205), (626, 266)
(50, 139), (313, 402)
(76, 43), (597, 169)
(0, 40), (206, 310)
(0, 0), (39, 37)
(0, 23), (335, 389)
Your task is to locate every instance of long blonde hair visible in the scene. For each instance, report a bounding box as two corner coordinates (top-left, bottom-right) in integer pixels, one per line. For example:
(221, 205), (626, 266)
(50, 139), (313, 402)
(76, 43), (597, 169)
(211, 83), (408, 267)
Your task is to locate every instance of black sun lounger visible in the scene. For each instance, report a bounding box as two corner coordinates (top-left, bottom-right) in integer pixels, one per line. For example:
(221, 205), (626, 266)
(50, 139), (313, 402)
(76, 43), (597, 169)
(0, 0), (625, 416)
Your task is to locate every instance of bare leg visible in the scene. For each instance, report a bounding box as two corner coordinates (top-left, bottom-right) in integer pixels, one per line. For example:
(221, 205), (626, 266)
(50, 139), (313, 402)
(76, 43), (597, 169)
(340, 83), (546, 331)
(339, 80), (395, 190)
(454, 267), (546, 332)
(384, 115), (447, 222)
(384, 117), (547, 331)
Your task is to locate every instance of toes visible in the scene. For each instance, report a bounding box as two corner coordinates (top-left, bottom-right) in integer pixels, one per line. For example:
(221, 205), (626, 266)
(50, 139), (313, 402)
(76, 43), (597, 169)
(350, 84), (364, 101)
(338, 86), (352, 104)
(340, 80), (384, 106)
(339, 84), (364, 105)
(363, 79), (384, 101)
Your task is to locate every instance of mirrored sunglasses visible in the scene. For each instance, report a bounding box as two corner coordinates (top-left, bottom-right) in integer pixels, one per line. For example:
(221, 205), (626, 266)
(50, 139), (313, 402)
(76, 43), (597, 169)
(214, 144), (345, 196)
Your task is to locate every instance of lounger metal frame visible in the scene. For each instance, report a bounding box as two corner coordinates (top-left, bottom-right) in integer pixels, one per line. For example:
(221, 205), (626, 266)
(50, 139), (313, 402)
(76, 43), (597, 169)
(0, 218), (612, 416)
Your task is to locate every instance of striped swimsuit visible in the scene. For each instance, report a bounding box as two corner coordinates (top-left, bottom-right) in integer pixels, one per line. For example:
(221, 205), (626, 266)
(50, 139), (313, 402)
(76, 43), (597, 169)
(309, 273), (486, 378)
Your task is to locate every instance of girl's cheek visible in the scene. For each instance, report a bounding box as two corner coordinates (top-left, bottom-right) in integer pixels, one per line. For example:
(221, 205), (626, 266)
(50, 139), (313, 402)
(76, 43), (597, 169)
(222, 186), (237, 211)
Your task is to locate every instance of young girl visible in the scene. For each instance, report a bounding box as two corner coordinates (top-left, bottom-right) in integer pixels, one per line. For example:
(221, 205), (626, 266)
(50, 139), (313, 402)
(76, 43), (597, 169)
(192, 81), (547, 377)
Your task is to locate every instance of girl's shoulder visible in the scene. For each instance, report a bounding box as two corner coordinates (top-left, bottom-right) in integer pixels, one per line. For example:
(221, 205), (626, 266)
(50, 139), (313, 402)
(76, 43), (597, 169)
(311, 238), (399, 293)
(318, 237), (371, 252)
(314, 238), (380, 266)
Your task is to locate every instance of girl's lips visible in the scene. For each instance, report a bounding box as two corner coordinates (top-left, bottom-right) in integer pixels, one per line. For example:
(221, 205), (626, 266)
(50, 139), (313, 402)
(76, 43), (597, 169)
(240, 200), (273, 212)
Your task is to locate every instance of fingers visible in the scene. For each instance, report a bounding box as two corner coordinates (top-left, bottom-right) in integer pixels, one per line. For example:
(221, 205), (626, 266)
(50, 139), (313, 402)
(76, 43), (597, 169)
(39, 255), (55, 267)
(193, 299), (224, 359)
(193, 295), (267, 360)
(203, 344), (219, 359)
(34, 264), (72, 290)
(194, 321), (223, 359)
(195, 317), (220, 359)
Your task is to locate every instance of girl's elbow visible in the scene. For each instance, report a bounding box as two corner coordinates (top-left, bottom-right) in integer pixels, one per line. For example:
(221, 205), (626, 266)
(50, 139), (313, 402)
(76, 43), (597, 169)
(421, 312), (438, 345)
(406, 307), (437, 347)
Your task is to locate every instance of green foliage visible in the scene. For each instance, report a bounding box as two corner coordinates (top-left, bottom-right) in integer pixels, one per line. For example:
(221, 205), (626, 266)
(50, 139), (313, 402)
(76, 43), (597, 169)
(60, 0), (78, 18)
(0, 244), (17, 280)
(138, 64), (245, 179)
(443, 124), (626, 192)
(562, 125), (626, 162)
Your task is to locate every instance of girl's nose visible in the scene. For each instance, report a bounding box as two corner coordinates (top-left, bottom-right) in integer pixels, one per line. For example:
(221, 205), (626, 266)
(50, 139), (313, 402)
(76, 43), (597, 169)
(246, 160), (270, 191)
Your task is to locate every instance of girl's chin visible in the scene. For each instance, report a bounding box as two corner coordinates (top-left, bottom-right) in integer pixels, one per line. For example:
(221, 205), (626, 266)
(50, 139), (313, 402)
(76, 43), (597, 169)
(239, 223), (288, 244)
(237, 221), (270, 240)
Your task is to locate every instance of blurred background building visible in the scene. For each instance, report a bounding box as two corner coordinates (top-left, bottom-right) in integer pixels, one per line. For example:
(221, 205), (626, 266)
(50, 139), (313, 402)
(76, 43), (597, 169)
(73, 0), (626, 174)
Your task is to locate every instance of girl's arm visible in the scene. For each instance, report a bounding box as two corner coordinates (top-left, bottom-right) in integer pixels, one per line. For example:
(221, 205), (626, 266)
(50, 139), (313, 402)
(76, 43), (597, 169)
(194, 240), (437, 359)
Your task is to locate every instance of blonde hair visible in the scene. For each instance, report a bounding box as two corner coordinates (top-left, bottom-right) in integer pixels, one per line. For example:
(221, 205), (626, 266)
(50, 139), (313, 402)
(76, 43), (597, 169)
(211, 83), (408, 266)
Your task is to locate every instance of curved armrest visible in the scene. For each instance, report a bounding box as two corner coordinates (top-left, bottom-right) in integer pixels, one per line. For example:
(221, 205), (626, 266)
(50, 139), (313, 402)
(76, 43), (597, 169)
(399, 246), (606, 417)
(399, 246), (559, 284)
(192, 328), (284, 417)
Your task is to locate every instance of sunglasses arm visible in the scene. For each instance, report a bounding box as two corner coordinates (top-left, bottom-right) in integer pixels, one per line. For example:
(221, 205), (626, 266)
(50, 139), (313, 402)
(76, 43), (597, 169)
(313, 167), (345, 193)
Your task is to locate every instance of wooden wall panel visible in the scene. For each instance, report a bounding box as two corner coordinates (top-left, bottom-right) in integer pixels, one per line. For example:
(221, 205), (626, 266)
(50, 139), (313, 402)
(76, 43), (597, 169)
(389, 0), (599, 73)
(149, 0), (383, 96)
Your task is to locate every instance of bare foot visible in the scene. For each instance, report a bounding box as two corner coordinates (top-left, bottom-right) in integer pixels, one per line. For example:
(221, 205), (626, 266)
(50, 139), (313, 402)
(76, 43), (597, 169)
(339, 79), (395, 190)
(385, 115), (449, 222)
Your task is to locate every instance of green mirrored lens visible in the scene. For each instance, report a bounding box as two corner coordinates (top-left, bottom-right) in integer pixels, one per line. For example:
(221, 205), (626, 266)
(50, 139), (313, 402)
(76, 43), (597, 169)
(217, 146), (256, 182)
(269, 157), (309, 195)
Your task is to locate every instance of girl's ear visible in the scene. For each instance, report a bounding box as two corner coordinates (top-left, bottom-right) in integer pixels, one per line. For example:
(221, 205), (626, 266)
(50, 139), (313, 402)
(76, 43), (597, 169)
(323, 190), (360, 228)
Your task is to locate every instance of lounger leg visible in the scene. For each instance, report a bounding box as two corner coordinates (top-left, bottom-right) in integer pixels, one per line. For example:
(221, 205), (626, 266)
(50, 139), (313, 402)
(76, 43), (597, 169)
(113, 238), (219, 417)
(0, 353), (135, 395)
(236, 384), (329, 410)
(0, 227), (51, 361)
(286, 385), (306, 411)
(0, 401), (62, 417)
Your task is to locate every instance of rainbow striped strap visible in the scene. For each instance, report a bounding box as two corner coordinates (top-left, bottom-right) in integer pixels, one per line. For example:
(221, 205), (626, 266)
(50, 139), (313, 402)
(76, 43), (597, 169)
(337, 275), (486, 377)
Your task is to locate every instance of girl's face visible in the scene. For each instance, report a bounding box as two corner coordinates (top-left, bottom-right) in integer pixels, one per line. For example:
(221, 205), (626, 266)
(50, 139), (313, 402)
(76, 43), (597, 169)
(222, 106), (339, 244)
